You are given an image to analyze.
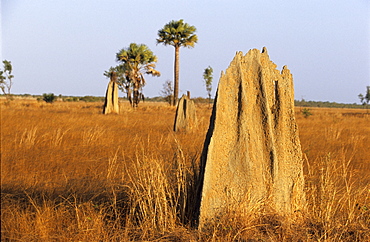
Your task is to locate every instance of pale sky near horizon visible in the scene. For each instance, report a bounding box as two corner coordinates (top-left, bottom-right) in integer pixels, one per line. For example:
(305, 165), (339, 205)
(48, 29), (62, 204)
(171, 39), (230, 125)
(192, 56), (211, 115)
(1, 0), (369, 103)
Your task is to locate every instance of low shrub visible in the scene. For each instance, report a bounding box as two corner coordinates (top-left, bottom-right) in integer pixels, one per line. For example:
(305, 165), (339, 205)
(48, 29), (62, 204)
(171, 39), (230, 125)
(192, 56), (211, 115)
(42, 93), (56, 103)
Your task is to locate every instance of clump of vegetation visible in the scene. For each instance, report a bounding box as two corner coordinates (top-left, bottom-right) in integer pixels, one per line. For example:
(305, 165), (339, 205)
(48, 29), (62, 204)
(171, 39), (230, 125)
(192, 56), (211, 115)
(0, 60), (14, 97)
(42, 93), (56, 103)
(302, 108), (313, 118)
(358, 86), (370, 107)
(203, 66), (213, 105)
(295, 99), (365, 109)
(63, 96), (80, 102)
(79, 96), (104, 102)
(104, 43), (160, 108)
(160, 80), (174, 105)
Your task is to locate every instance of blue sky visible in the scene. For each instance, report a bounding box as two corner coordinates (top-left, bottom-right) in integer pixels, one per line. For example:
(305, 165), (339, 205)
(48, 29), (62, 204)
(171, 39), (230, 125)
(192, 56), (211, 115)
(1, 0), (369, 103)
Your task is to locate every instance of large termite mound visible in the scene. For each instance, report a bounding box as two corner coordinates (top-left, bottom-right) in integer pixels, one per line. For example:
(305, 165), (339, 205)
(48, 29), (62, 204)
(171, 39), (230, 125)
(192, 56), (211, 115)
(103, 73), (119, 114)
(197, 47), (305, 227)
(174, 94), (197, 132)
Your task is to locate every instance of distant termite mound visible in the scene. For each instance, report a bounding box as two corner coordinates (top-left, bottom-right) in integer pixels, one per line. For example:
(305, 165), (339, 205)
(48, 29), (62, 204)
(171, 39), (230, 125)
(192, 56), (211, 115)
(197, 47), (305, 227)
(174, 94), (197, 132)
(103, 72), (119, 114)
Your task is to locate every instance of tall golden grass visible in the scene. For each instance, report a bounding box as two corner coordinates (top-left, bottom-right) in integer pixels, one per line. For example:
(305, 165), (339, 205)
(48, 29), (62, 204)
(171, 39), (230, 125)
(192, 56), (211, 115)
(1, 100), (369, 241)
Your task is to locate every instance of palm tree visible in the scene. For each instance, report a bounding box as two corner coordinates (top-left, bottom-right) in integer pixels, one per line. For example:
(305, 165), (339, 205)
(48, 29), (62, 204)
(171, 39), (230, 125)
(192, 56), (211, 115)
(116, 43), (160, 107)
(157, 19), (198, 106)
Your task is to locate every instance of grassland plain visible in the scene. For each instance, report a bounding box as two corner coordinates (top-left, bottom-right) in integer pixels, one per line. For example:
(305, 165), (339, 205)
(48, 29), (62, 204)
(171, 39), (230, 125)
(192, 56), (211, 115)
(1, 99), (369, 241)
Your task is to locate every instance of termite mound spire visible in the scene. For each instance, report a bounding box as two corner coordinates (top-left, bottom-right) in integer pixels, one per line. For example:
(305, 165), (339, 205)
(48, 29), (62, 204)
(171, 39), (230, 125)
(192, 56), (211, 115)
(197, 47), (305, 227)
(174, 94), (197, 132)
(103, 72), (119, 114)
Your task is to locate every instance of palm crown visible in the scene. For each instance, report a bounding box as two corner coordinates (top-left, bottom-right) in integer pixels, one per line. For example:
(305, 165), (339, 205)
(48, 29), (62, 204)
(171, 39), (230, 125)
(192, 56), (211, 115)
(116, 43), (160, 88)
(157, 19), (198, 48)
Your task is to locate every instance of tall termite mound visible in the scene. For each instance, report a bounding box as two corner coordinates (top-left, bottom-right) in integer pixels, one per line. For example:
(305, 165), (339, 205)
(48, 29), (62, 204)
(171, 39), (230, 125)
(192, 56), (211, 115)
(197, 47), (305, 227)
(103, 72), (119, 114)
(174, 94), (197, 132)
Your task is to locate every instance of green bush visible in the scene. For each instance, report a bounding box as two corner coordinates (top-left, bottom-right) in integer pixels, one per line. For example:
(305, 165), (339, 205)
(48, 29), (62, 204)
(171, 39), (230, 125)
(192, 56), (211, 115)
(42, 93), (56, 103)
(302, 108), (313, 118)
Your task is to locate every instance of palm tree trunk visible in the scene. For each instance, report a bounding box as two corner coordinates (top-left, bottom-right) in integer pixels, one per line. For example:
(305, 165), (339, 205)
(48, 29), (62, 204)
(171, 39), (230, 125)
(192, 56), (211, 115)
(173, 45), (180, 106)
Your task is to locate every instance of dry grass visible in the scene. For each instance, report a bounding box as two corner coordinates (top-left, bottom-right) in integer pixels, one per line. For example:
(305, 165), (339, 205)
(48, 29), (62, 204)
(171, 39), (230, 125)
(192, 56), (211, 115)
(1, 100), (369, 241)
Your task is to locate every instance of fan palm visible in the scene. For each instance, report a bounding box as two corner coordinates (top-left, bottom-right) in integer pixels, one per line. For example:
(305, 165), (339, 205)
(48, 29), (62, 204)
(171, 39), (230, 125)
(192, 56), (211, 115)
(157, 19), (198, 106)
(116, 43), (160, 106)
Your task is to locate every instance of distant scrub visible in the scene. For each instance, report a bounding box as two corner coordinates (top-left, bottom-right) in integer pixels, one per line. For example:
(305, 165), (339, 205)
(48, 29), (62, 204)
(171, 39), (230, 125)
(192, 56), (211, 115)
(295, 99), (365, 109)
(63, 96), (80, 102)
(1, 94), (366, 109)
(79, 96), (105, 102)
(146, 96), (214, 104)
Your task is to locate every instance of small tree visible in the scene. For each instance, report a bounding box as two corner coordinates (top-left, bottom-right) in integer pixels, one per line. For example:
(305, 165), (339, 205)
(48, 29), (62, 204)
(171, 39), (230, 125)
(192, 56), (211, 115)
(301, 108), (312, 118)
(358, 86), (370, 106)
(43, 93), (56, 103)
(0, 60), (14, 96)
(160, 80), (173, 105)
(203, 66), (213, 105)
